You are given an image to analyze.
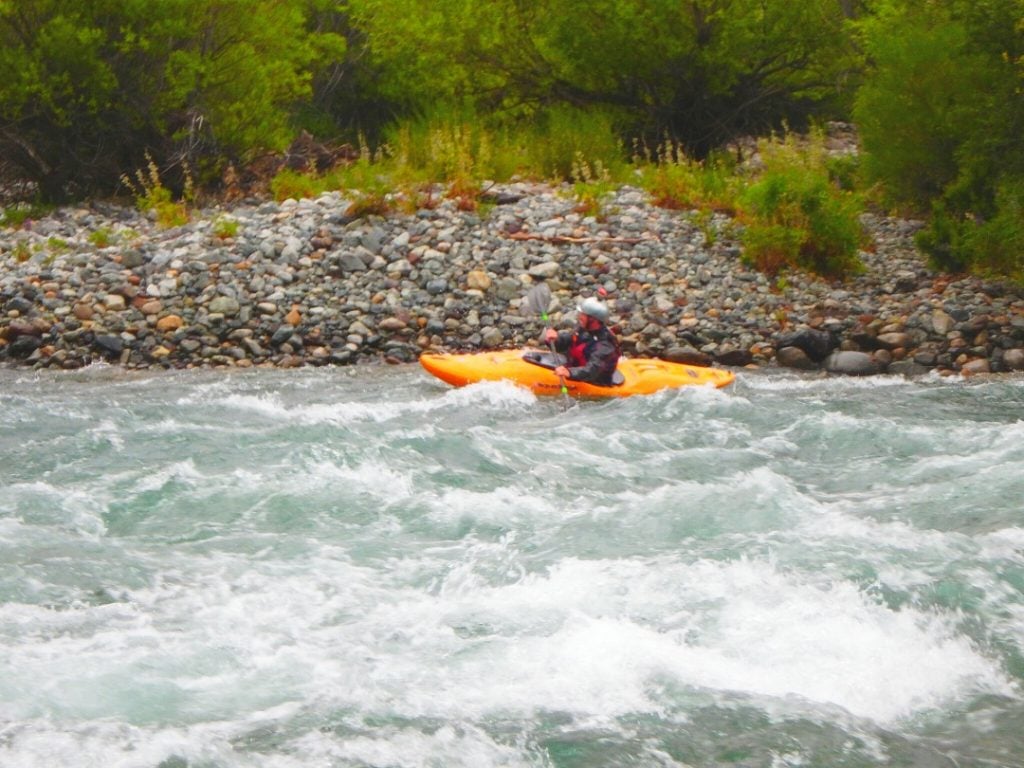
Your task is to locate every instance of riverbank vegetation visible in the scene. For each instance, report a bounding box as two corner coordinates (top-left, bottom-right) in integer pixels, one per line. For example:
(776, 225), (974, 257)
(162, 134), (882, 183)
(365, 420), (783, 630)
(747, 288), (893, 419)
(1, 1), (1021, 282)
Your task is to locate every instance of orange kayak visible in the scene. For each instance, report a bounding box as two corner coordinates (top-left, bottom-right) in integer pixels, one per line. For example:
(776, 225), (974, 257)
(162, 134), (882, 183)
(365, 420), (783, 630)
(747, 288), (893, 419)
(419, 349), (734, 397)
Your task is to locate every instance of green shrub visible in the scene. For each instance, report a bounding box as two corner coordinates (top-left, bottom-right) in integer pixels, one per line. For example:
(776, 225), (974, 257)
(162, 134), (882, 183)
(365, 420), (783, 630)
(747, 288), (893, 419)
(10, 240), (31, 263)
(825, 153), (861, 192)
(970, 180), (1024, 281)
(919, 180), (1024, 280)
(121, 154), (192, 228)
(270, 169), (323, 201)
(385, 105), (626, 184)
(1, 203), (51, 229)
(345, 191), (392, 219)
(88, 227), (114, 247)
(738, 136), (865, 277)
(915, 200), (971, 273)
(854, 0), (1024, 284)
(212, 217), (240, 239)
(525, 106), (626, 181)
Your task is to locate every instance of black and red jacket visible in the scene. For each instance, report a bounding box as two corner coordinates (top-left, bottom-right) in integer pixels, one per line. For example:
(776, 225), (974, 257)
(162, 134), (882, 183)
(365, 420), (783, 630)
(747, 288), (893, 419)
(551, 324), (621, 385)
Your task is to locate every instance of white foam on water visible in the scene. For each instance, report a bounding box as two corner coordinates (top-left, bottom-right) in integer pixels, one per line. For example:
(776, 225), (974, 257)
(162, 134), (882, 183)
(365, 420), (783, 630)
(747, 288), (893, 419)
(309, 456), (417, 503)
(669, 558), (1015, 723)
(193, 378), (536, 425)
(423, 485), (557, 529)
(5, 369), (1024, 765)
(293, 553), (1014, 727)
(87, 418), (125, 451)
(134, 458), (204, 493)
(140, 416), (264, 435)
(0, 542), (1015, 765)
(799, 499), (962, 552)
(649, 379), (737, 410)
(447, 379), (539, 408)
(217, 454), (419, 511)
(0, 480), (108, 540)
(977, 526), (1024, 560)
(290, 723), (539, 768)
(737, 372), (915, 394)
(0, 717), (300, 768)
(570, 466), (810, 547)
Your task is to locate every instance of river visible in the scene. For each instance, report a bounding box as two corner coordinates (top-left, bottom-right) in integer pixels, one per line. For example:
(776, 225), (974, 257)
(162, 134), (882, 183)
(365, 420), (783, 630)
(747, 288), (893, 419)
(2, 365), (1022, 767)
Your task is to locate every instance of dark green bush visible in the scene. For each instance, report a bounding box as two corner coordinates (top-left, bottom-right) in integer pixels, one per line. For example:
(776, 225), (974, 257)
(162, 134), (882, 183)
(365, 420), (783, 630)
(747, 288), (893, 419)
(854, 0), (1024, 283)
(0, 1), (346, 200)
(919, 180), (1024, 278)
(738, 138), (865, 278)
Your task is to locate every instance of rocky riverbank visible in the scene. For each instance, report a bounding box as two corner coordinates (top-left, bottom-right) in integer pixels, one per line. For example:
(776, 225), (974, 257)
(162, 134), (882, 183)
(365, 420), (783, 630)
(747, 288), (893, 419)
(3, 182), (1024, 376)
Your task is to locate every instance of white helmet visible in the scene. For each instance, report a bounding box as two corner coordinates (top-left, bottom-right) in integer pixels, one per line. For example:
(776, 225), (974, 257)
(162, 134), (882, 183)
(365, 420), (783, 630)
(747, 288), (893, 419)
(577, 296), (609, 323)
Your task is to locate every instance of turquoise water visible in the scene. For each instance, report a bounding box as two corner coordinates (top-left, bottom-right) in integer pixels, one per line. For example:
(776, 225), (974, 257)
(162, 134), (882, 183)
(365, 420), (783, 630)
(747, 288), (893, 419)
(2, 365), (1023, 767)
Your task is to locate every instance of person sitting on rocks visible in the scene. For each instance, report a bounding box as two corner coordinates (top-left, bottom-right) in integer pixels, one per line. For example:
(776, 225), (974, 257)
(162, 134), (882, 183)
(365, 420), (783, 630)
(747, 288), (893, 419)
(543, 296), (621, 386)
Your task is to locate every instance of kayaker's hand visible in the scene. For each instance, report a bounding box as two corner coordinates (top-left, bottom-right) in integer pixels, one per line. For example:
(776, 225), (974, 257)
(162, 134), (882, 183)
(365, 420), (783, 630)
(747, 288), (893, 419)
(544, 328), (558, 344)
(554, 365), (570, 378)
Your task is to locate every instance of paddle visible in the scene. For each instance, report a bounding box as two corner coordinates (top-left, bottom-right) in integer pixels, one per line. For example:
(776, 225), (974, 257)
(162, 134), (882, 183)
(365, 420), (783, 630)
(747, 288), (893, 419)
(523, 281), (570, 400)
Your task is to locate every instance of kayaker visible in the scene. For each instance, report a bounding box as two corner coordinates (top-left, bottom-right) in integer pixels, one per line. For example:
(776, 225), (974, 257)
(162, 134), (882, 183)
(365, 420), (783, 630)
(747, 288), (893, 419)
(543, 296), (621, 386)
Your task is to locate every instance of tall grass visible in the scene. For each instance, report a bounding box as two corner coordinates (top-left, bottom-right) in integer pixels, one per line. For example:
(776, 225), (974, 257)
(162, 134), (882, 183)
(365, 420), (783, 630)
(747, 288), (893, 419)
(635, 141), (742, 214)
(270, 105), (629, 203)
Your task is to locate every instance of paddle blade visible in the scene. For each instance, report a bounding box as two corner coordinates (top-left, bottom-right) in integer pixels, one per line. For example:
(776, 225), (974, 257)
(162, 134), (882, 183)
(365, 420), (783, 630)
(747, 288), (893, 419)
(524, 282), (552, 318)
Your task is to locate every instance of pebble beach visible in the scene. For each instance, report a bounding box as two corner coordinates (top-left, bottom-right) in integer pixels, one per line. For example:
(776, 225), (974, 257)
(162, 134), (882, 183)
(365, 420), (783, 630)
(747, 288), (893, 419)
(3, 181), (1024, 377)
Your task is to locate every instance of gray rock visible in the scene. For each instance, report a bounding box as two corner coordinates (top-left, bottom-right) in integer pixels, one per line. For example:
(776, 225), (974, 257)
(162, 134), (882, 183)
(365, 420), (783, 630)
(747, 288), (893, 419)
(961, 358), (991, 375)
(94, 335), (124, 356)
(824, 350), (880, 376)
(335, 252), (368, 272)
(715, 348), (753, 367)
(271, 325), (296, 345)
(663, 345), (712, 366)
(425, 279), (448, 295)
(208, 296), (240, 316)
(777, 328), (835, 362)
(481, 327), (504, 347)
(1002, 348), (1024, 371)
(931, 309), (954, 336)
(6, 296), (34, 314)
(777, 346), (817, 370)
(875, 332), (912, 350)
(529, 261), (561, 279)
(7, 335), (41, 356)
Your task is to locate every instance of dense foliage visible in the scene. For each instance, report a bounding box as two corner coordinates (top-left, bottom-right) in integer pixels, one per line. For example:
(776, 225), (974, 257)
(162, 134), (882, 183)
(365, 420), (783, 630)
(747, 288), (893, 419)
(0, 0), (862, 199)
(350, 0), (860, 152)
(738, 136), (866, 278)
(0, 0), (1021, 282)
(0, 0), (345, 199)
(854, 0), (1024, 278)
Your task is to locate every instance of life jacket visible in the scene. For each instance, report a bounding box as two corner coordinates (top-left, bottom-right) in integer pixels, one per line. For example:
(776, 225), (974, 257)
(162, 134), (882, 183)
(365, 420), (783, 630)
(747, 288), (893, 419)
(567, 325), (620, 372)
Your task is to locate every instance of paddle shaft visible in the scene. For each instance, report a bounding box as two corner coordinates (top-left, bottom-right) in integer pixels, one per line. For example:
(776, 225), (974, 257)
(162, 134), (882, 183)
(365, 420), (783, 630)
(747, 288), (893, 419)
(540, 308), (569, 397)
(525, 282), (571, 402)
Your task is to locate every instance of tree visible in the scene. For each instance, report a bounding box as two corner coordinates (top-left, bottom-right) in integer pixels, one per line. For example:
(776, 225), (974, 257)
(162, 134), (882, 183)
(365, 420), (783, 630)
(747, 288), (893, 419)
(347, 0), (861, 155)
(0, 0), (345, 200)
(854, 0), (1024, 275)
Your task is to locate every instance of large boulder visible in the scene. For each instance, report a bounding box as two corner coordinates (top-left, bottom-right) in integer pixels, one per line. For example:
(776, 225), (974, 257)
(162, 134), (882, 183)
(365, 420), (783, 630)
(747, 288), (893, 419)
(776, 328), (835, 362)
(663, 344), (712, 367)
(777, 346), (817, 370)
(1002, 348), (1024, 371)
(715, 348), (753, 367)
(824, 350), (880, 376)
